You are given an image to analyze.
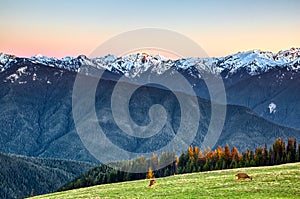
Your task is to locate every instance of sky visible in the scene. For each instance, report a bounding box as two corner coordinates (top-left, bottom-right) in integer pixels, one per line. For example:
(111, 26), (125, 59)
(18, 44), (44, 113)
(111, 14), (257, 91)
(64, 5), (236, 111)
(0, 0), (299, 58)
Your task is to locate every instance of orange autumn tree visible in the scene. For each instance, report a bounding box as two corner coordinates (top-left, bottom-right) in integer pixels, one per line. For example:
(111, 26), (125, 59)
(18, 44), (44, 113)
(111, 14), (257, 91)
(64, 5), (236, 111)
(224, 144), (231, 161)
(188, 145), (194, 162)
(217, 146), (223, 160)
(147, 167), (154, 179)
(231, 146), (239, 161)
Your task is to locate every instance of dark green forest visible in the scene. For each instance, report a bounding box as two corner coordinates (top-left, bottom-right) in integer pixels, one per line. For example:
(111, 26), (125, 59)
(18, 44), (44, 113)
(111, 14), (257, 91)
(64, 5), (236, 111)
(0, 153), (93, 199)
(58, 137), (300, 192)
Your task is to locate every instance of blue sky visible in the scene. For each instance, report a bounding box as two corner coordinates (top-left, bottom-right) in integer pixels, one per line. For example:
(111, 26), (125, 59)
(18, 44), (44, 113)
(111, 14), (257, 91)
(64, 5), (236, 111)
(1, 0), (299, 57)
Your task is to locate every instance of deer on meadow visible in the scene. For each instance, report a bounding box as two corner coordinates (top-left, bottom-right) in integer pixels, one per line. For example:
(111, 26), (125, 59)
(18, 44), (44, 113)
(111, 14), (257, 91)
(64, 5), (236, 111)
(235, 173), (252, 181)
(149, 179), (156, 187)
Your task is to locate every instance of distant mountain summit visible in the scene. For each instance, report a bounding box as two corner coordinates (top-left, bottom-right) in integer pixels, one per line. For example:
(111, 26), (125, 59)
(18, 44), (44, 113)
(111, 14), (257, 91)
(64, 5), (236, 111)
(1, 48), (299, 77)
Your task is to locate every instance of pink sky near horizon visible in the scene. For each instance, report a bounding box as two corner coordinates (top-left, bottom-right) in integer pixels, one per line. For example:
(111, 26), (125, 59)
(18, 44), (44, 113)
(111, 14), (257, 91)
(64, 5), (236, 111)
(1, 0), (299, 58)
(2, 28), (299, 59)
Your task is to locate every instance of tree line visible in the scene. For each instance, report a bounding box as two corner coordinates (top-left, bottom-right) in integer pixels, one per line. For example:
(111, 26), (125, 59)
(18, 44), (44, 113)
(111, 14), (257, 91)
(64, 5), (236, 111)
(177, 137), (299, 173)
(58, 137), (300, 192)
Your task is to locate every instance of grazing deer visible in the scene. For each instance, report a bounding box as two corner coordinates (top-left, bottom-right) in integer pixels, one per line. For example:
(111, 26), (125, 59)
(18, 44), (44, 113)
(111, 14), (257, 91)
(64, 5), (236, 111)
(235, 173), (252, 181)
(149, 179), (156, 187)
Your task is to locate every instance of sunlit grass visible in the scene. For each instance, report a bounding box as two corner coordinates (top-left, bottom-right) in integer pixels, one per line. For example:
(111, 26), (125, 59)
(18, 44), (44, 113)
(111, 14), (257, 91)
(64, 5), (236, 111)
(33, 163), (300, 199)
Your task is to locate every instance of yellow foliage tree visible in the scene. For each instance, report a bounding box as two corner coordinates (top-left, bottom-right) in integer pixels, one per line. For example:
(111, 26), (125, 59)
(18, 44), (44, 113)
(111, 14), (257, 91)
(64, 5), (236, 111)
(147, 167), (154, 179)
(194, 146), (199, 158)
(217, 146), (223, 159)
(224, 144), (231, 161)
(231, 146), (239, 161)
(175, 155), (179, 166)
(188, 145), (194, 161)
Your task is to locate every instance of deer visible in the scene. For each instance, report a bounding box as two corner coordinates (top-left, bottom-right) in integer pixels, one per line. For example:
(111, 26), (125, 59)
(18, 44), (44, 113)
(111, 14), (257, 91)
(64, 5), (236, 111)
(235, 173), (252, 181)
(149, 179), (156, 188)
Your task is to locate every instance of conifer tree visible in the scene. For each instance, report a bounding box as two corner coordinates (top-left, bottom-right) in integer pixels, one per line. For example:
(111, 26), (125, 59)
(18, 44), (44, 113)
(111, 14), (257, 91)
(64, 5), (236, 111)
(198, 151), (206, 171)
(296, 143), (300, 162)
(203, 160), (211, 171)
(269, 147), (275, 165)
(262, 143), (268, 166)
(224, 144), (231, 168)
(255, 147), (264, 166)
(287, 138), (296, 163)
(231, 146), (239, 162)
(230, 159), (238, 169)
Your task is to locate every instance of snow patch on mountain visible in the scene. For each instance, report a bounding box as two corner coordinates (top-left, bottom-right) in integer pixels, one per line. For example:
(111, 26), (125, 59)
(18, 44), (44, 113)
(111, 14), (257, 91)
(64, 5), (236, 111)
(269, 102), (277, 114)
(5, 66), (30, 83)
(6, 73), (19, 83)
(33, 73), (37, 81)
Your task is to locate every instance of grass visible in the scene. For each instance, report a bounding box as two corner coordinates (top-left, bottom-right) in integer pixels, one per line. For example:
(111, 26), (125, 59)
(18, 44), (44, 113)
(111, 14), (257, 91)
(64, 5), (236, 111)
(33, 163), (300, 199)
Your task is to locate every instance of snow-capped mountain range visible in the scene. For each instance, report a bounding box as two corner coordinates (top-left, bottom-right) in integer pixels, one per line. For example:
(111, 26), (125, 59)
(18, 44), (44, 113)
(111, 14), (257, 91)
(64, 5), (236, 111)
(1, 47), (300, 132)
(1, 47), (300, 168)
(1, 48), (299, 78)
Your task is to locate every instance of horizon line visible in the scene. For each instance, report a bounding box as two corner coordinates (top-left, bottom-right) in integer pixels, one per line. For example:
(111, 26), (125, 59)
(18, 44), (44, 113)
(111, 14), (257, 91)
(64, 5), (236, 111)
(1, 47), (299, 60)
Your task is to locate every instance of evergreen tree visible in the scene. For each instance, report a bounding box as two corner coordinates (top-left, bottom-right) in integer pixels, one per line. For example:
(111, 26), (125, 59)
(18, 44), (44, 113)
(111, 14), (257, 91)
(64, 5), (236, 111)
(198, 151), (206, 171)
(185, 161), (193, 173)
(203, 160), (211, 171)
(254, 147), (263, 166)
(275, 154), (281, 165)
(296, 143), (300, 162)
(224, 144), (231, 168)
(281, 139), (287, 164)
(262, 143), (268, 166)
(211, 150), (218, 169)
(215, 158), (223, 170)
(286, 138), (296, 163)
(268, 147), (275, 165)
(273, 138), (285, 165)
(238, 153), (246, 168)
(177, 153), (188, 174)
(222, 159), (227, 169)
(230, 159), (238, 169)
(164, 167), (171, 176)
(246, 149), (254, 167)
(250, 159), (256, 167)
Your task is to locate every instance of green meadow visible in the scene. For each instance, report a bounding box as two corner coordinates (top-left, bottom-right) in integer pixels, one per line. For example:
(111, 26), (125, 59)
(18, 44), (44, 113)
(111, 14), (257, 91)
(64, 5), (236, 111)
(34, 163), (300, 199)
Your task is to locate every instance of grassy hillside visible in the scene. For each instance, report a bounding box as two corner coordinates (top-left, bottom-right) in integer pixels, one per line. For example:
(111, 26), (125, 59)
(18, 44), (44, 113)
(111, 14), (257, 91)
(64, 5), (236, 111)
(34, 163), (300, 199)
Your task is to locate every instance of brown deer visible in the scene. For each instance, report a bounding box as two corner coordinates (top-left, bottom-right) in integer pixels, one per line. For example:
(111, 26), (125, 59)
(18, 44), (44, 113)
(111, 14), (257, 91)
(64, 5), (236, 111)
(149, 179), (156, 187)
(235, 173), (252, 181)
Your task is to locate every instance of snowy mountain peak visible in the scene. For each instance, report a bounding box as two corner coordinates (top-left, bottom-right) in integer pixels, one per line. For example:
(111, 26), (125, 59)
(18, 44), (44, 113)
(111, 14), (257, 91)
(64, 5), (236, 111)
(218, 48), (300, 76)
(0, 48), (299, 78)
(33, 53), (44, 58)
(0, 53), (17, 72)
